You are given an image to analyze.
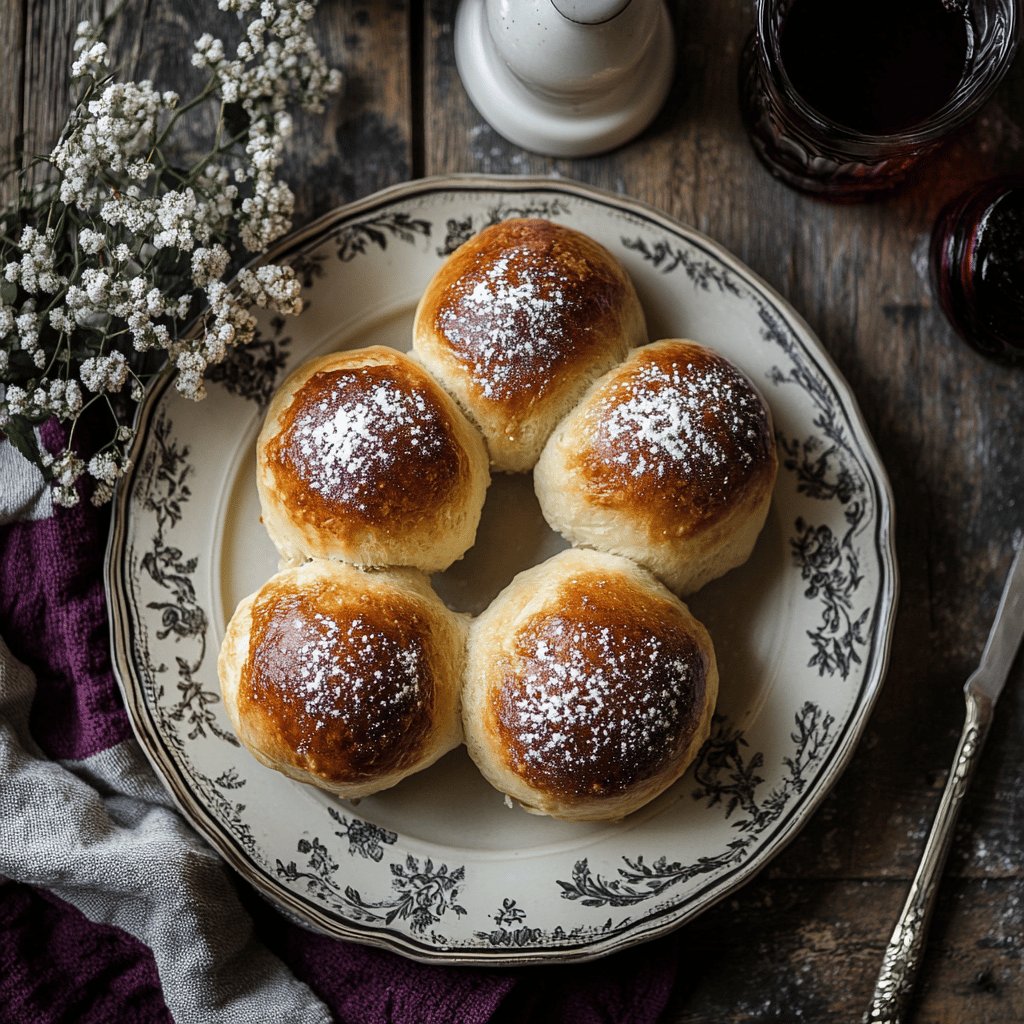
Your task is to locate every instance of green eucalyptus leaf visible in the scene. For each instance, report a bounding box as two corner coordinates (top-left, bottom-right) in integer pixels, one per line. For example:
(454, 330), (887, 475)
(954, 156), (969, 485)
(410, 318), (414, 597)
(3, 417), (43, 471)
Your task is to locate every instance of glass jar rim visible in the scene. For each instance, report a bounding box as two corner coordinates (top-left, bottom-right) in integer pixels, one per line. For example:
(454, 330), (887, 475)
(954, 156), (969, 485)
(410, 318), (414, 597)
(755, 0), (1022, 150)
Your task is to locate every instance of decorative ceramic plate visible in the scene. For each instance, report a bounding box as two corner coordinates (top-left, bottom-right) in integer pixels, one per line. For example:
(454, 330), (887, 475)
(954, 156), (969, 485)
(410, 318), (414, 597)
(107, 176), (897, 964)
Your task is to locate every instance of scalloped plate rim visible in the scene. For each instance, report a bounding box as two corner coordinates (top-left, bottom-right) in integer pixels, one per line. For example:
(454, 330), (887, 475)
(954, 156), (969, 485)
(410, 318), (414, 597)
(105, 174), (899, 965)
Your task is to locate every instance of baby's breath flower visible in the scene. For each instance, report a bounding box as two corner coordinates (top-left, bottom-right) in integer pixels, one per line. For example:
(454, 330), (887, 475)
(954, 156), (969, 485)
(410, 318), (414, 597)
(87, 450), (120, 484)
(72, 23), (109, 76)
(53, 486), (80, 508)
(78, 228), (106, 254)
(153, 188), (200, 251)
(53, 451), (85, 486)
(174, 350), (208, 400)
(64, 380), (84, 414)
(125, 160), (153, 182)
(81, 267), (111, 304)
(90, 481), (114, 506)
(2, 0), (340, 507)
(16, 311), (41, 351)
(71, 41), (109, 80)
(80, 351), (129, 393)
(236, 264), (302, 315)
(193, 33), (226, 68)
(49, 306), (75, 333)
(191, 244), (231, 286)
(5, 384), (28, 415)
(6, 228), (65, 295)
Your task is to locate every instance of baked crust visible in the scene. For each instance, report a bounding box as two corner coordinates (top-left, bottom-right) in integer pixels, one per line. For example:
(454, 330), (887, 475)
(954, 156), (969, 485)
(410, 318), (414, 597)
(463, 549), (718, 821)
(535, 339), (778, 594)
(413, 219), (646, 472)
(218, 561), (466, 799)
(256, 345), (489, 571)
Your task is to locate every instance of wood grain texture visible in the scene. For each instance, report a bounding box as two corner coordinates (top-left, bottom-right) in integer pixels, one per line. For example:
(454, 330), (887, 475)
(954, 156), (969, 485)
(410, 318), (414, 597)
(664, 876), (1024, 1022)
(11, 0), (409, 210)
(0, 0), (25, 208)
(297, 0), (412, 213)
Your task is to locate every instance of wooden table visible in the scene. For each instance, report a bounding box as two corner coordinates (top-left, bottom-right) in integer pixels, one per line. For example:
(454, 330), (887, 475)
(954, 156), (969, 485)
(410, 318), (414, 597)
(4, 2), (1022, 1020)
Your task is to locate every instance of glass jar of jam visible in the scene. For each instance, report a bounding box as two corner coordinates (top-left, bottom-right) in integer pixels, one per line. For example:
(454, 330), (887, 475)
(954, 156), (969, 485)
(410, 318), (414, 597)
(931, 176), (1024, 362)
(740, 0), (1021, 199)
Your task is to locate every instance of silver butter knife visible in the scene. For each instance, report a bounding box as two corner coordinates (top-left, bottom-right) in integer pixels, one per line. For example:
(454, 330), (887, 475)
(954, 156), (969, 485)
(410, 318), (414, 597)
(865, 542), (1024, 1024)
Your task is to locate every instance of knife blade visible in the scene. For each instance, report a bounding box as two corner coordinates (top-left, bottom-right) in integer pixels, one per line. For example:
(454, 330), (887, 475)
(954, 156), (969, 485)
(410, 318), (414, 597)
(965, 541), (1024, 704)
(865, 540), (1024, 1024)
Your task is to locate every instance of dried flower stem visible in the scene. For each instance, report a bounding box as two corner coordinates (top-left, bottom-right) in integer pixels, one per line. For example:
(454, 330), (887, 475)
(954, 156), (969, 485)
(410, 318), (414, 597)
(0, 0), (341, 507)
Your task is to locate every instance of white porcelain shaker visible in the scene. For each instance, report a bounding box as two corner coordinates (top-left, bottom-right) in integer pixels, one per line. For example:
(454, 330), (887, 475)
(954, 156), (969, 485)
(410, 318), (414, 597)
(454, 0), (676, 157)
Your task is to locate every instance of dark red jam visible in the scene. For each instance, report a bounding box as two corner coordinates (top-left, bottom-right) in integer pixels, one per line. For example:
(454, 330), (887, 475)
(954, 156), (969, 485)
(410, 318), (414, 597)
(931, 177), (1024, 363)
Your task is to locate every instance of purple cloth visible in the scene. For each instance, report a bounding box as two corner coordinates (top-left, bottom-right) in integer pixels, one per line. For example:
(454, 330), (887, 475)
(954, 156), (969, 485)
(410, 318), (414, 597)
(0, 483), (679, 1023)
(0, 883), (173, 1024)
(0, 500), (131, 760)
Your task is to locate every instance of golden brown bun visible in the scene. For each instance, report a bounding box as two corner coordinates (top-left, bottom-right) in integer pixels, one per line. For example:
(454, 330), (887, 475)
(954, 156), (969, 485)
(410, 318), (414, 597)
(218, 560), (466, 799)
(534, 340), (778, 595)
(463, 549), (718, 821)
(256, 346), (490, 572)
(412, 219), (646, 473)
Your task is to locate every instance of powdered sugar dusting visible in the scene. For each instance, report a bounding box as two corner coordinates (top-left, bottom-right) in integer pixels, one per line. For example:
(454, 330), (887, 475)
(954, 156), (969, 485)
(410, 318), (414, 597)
(291, 610), (422, 735)
(281, 366), (451, 514)
(496, 590), (704, 797)
(247, 590), (428, 766)
(437, 250), (574, 400)
(598, 353), (767, 483)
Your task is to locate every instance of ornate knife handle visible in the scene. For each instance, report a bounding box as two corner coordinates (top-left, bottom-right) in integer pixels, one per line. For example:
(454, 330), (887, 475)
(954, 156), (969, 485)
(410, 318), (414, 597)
(864, 689), (994, 1024)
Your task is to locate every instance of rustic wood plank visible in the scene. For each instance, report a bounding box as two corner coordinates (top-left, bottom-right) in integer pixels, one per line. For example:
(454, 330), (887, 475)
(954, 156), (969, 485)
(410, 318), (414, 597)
(0, 0), (25, 208)
(285, 0), (412, 215)
(11, 0), (410, 220)
(665, 876), (1024, 1022)
(19, 3), (75, 161)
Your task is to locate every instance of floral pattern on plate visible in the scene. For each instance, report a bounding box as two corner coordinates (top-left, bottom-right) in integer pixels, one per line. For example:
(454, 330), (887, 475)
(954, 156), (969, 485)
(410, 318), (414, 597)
(107, 177), (897, 964)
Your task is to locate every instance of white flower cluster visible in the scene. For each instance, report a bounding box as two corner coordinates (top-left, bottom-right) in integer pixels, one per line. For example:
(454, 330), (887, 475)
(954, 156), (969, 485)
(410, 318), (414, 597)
(236, 264), (302, 316)
(238, 114), (296, 251)
(195, 1), (342, 115)
(2, 379), (84, 422)
(193, 1), (342, 253)
(53, 80), (178, 206)
(1, 228), (70, 372)
(71, 22), (110, 80)
(42, 450), (88, 508)
(4, 228), (66, 296)
(80, 351), (130, 393)
(0, 0), (340, 507)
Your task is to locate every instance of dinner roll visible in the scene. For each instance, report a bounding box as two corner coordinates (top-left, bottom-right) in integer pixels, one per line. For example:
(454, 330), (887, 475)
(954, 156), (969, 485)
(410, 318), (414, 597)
(256, 346), (489, 572)
(534, 340), (777, 595)
(463, 549), (718, 821)
(412, 218), (646, 472)
(218, 560), (466, 799)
